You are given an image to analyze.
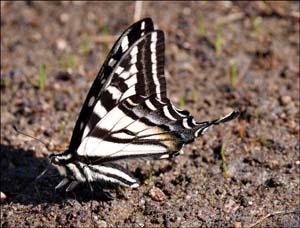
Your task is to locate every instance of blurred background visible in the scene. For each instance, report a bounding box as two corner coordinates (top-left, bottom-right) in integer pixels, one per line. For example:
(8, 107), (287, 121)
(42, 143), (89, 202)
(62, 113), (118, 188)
(1, 1), (299, 227)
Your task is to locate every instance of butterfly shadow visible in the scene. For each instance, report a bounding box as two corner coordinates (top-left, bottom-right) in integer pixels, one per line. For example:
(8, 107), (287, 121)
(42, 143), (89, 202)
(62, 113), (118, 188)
(0, 144), (115, 207)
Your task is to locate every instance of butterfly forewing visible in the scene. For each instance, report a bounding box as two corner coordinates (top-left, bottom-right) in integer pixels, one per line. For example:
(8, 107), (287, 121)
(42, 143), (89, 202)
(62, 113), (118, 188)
(68, 18), (154, 152)
(79, 30), (167, 143)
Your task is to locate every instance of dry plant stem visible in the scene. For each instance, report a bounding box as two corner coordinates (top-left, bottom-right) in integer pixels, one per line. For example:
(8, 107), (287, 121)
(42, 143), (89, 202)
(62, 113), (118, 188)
(93, 35), (119, 44)
(134, 1), (143, 22)
(217, 12), (245, 25)
(246, 210), (298, 228)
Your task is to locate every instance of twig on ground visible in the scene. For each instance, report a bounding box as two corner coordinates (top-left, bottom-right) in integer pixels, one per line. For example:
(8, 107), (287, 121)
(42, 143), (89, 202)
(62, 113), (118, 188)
(246, 210), (299, 228)
(217, 12), (246, 25)
(93, 35), (118, 44)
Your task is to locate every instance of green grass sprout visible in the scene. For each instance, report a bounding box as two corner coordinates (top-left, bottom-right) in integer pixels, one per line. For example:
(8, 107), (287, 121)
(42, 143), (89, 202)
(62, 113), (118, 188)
(191, 89), (199, 103)
(58, 121), (66, 131)
(220, 143), (229, 176)
(214, 24), (224, 54)
(251, 16), (263, 40)
(80, 37), (92, 55)
(38, 64), (46, 90)
(100, 24), (111, 64)
(146, 171), (153, 188)
(59, 53), (77, 72)
(0, 79), (11, 88)
(262, 0), (269, 5)
(229, 62), (238, 87)
(179, 97), (186, 109)
(197, 15), (206, 38)
(251, 109), (260, 119)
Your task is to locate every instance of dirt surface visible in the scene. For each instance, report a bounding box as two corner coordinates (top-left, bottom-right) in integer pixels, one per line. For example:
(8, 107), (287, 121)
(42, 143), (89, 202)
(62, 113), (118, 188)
(1, 1), (299, 227)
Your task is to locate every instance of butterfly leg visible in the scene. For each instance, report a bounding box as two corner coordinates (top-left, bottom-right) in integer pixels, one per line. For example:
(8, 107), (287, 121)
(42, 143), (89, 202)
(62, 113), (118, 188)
(66, 181), (79, 192)
(99, 190), (114, 201)
(55, 178), (70, 191)
(80, 165), (96, 226)
(86, 178), (94, 192)
(85, 174), (95, 224)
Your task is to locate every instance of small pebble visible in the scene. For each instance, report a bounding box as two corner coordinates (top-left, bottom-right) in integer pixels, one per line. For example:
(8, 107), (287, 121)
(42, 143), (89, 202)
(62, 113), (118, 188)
(56, 38), (67, 51)
(185, 194), (191, 200)
(183, 7), (191, 15)
(59, 13), (69, 24)
(97, 220), (107, 228)
(280, 95), (292, 106)
(30, 32), (42, 42)
(149, 186), (166, 202)
(234, 222), (242, 228)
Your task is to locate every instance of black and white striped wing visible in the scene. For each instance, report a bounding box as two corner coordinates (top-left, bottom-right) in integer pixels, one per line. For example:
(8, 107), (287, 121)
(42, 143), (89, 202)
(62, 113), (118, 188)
(77, 92), (239, 164)
(77, 94), (192, 162)
(65, 18), (169, 188)
(68, 18), (156, 153)
(80, 30), (167, 141)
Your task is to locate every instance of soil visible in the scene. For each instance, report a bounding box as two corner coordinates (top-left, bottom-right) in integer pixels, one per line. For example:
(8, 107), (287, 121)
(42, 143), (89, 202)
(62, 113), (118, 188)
(1, 1), (299, 227)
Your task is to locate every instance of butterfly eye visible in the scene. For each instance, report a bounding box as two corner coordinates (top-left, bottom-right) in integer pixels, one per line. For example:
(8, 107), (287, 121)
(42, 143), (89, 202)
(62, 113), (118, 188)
(49, 156), (59, 164)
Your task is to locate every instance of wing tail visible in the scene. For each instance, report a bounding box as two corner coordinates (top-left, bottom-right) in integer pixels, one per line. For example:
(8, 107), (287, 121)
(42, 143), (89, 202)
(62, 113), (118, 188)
(195, 110), (240, 137)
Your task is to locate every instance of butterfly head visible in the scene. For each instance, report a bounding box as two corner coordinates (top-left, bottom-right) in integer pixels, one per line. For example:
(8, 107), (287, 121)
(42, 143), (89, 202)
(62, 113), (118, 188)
(47, 151), (74, 177)
(36, 151), (71, 180)
(49, 151), (73, 164)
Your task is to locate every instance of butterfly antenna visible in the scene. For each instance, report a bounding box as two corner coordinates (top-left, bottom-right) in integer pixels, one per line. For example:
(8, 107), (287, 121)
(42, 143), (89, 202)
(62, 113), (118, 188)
(12, 125), (55, 207)
(13, 125), (55, 180)
(13, 125), (53, 152)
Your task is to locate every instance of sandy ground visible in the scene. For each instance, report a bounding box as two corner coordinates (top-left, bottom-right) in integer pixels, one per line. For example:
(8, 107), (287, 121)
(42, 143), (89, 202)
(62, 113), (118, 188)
(1, 1), (299, 227)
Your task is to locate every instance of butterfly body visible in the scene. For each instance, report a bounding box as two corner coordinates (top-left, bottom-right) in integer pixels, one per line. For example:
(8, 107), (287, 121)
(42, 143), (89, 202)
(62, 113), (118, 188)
(48, 18), (239, 192)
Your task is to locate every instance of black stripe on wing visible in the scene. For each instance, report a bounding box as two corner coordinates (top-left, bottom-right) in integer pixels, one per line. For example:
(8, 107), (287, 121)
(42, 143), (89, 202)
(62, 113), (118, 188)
(68, 18), (154, 152)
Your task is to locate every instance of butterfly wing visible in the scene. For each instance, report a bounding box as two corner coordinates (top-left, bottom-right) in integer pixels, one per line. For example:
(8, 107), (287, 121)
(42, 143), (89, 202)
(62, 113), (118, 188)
(76, 89), (239, 164)
(64, 19), (169, 189)
(80, 30), (167, 140)
(76, 94), (192, 162)
(68, 18), (155, 153)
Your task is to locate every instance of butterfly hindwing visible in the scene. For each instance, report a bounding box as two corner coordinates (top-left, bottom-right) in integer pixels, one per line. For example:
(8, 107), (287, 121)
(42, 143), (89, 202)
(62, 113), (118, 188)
(76, 94), (203, 163)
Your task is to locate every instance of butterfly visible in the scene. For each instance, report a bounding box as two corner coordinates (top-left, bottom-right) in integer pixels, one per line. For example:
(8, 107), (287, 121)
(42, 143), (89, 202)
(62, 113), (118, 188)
(44, 18), (239, 193)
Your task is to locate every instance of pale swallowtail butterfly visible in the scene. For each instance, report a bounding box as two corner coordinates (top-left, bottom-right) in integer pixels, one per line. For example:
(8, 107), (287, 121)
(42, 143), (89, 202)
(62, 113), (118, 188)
(46, 18), (239, 193)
